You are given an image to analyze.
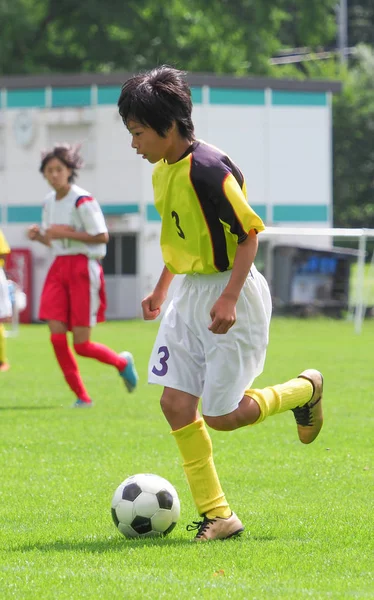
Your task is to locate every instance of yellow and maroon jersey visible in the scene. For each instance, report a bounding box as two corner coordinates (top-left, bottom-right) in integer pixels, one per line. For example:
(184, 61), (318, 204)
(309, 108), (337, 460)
(152, 140), (264, 274)
(0, 229), (10, 268)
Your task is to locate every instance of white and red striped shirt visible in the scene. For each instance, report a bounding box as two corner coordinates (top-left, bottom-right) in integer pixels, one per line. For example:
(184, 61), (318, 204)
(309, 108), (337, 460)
(41, 184), (108, 259)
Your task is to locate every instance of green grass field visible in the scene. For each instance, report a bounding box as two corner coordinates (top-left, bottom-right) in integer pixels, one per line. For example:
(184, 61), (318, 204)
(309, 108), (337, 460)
(0, 318), (373, 599)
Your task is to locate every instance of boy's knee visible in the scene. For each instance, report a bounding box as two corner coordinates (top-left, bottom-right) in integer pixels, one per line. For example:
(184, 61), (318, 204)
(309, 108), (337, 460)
(160, 388), (199, 428)
(160, 389), (179, 417)
(204, 414), (234, 431)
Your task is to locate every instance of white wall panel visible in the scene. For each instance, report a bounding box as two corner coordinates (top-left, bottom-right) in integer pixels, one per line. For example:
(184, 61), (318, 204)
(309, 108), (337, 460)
(201, 106), (268, 207)
(269, 107), (330, 206)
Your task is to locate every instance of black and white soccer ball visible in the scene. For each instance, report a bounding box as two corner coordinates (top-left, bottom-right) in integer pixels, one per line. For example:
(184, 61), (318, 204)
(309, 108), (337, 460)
(111, 473), (180, 538)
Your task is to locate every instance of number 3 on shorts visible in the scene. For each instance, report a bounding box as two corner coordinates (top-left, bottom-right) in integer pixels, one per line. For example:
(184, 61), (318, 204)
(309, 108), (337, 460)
(152, 346), (170, 376)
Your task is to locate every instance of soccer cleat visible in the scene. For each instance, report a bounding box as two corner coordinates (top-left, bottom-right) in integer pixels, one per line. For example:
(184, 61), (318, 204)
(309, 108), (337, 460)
(72, 398), (93, 408)
(0, 363), (10, 372)
(292, 369), (324, 444)
(119, 351), (138, 393)
(186, 512), (244, 542)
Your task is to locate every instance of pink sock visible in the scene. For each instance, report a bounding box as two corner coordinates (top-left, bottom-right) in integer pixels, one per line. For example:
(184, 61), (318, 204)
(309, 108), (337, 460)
(74, 341), (127, 371)
(50, 334), (91, 402)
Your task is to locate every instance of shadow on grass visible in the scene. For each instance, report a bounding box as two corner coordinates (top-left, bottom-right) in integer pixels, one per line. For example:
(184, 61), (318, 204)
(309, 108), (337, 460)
(13, 538), (194, 552)
(11, 533), (274, 553)
(0, 405), (61, 411)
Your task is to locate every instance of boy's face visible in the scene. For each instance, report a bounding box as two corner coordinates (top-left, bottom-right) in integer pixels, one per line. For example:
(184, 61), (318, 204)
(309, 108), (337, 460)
(127, 119), (172, 164)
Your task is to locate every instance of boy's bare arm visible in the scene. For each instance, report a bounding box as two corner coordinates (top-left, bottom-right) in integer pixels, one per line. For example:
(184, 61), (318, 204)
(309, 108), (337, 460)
(142, 266), (175, 320)
(154, 266), (175, 298)
(209, 230), (258, 334)
(222, 230), (258, 302)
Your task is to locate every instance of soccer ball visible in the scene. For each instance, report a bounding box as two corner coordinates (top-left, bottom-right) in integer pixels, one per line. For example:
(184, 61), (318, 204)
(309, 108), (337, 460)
(111, 473), (180, 538)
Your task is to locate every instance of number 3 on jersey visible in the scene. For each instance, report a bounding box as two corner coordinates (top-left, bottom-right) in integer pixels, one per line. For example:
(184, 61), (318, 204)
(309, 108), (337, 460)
(171, 211), (185, 239)
(152, 346), (170, 376)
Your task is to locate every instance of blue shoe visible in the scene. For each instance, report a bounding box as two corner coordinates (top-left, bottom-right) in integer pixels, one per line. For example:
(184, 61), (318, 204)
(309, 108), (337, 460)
(119, 351), (138, 393)
(72, 398), (93, 408)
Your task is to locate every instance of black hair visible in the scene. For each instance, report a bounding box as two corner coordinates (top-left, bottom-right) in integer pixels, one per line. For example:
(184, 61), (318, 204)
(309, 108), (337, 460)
(39, 143), (84, 182)
(118, 65), (195, 140)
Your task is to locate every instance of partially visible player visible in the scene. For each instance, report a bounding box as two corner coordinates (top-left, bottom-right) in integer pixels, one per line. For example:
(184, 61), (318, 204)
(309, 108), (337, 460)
(117, 66), (324, 541)
(27, 143), (138, 407)
(0, 228), (12, 372)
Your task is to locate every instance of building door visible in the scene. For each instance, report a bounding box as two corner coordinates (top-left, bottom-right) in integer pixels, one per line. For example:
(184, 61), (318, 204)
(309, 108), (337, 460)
(101, 233), (139, 319)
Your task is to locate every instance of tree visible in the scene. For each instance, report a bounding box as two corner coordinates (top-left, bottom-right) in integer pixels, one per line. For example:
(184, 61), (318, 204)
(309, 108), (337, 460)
(275, 0), (337, 50)
(1, 0), (372, 234)
(0, 0), (338, 76)
(349, 0), (374, 47)
(333, 45), (374, 228)
(271, 45), (374, 230)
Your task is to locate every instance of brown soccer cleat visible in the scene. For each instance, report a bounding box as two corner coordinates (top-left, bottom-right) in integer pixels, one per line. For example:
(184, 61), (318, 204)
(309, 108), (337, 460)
(292, 369), (324, 444)
(187, 512), (244, 542)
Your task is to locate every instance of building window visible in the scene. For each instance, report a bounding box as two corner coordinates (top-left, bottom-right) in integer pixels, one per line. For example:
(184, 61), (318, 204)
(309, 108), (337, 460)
(102, 234), (137, 276)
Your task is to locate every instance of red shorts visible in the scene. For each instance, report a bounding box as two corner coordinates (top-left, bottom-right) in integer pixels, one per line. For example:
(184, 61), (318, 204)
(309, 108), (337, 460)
(39, 254), (106, 330)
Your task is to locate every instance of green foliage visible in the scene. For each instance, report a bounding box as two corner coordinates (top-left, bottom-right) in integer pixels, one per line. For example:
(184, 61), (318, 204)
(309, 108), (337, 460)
(270, 46), (374, 230)
(0, 319), (373, 599)
(349, 0), (374, 47)
(0, 0), (338, 76)
(333, 46), (374, 228)
(276, 0), (337, 49)
(1, 0), (373, 232)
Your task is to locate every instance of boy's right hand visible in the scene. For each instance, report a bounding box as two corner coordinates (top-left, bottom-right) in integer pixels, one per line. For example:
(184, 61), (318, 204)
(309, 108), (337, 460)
(141, 294), (162, 320)
(27, 225), (40, 240)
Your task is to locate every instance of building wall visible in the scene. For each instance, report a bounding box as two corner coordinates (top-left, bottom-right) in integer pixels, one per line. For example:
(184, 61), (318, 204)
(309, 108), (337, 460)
(0, 76), (337, 319)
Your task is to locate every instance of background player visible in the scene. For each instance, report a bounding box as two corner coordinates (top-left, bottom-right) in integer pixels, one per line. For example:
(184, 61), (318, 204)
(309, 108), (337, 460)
(27, 143), (138, 407)
(0, 228), (12, 372)
(117, 65), (324, 541)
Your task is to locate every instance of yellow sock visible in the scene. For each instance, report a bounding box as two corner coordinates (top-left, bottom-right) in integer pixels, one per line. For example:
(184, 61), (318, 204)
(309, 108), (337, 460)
(247, 377), (313, 424)
(0, 324), (6, 364)
(172, 418), (231, 519)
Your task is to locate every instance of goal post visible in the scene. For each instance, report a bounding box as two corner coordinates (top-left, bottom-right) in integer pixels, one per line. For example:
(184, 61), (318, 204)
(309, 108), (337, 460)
(257, 227), (374, 334)
(4, 280), (27, 339)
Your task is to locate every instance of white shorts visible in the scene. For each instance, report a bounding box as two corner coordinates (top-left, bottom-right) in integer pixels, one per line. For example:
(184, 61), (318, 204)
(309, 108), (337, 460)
(148, 266), (272, 417)
(0, 268), (12, 321)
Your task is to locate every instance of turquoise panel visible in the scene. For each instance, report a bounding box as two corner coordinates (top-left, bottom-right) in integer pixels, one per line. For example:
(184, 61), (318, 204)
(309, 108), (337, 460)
(191, 87), (202, 104)
(7, 89), (45, 108)
(102, 204), (138, 215)
(6, 203), (328, 224)
(273, 205), (328, 222)
(210, 88), (265, 105)
(252, 204), (266, 221)
(7, 206), (42, 223)
(6, 204), (139, 222)
(52, 87), (91, 107)
(272, 91), (327, 106)
(147, 205), (161, 221)
(98, 86), (121, 105)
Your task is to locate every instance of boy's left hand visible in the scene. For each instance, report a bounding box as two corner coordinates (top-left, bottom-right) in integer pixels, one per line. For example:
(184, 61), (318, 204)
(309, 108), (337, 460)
(209, 295), (236, 334)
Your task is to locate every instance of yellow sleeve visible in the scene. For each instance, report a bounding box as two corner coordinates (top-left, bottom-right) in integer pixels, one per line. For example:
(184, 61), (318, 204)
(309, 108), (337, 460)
(0, 230), (10, 255)
(222, 173), (265, 238)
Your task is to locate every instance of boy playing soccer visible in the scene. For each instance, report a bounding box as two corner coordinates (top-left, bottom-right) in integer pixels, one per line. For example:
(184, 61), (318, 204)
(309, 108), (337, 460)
(118, 66), (323, 541)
